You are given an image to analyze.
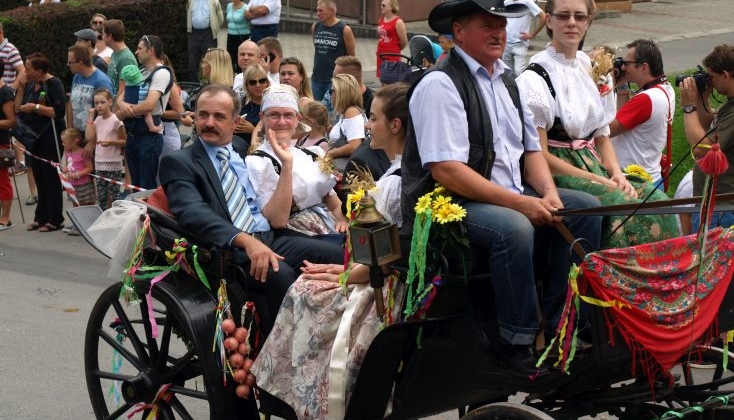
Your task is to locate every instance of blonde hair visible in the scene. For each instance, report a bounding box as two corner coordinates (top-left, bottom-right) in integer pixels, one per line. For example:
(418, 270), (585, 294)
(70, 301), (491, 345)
(243, 65), (269, 102)
(61, 127), (82, 141)
(301, 101), (330, 132)
(203, 48), (234, 85)
(331, 73), (363, 115)
(386, 0), (400, 14)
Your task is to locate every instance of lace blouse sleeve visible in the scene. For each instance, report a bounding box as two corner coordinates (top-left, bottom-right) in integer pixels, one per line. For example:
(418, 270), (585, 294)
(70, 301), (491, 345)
(374, 174), (402, 228)
(517, 71), (555, 130)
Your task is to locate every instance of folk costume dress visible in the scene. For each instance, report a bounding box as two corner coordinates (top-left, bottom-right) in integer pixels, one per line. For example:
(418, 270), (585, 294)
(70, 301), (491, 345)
(517, 46), (679, 248)
(250, 157), (403, 420)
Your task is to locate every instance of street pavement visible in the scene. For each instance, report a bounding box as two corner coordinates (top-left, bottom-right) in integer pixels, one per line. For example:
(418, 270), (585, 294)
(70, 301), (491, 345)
(1, 0), (734, 418)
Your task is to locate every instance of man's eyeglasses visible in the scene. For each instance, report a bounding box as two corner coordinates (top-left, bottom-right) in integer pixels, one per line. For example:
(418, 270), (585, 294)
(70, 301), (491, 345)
(247, 78), (269, 86)
(67, 60), (80, 66)
(141, 34), (151, 47)
(621, 60), (640, 66)
(551, 12), (590, 22)
(265, 112), (298, 121)
(92, 20), (104, 25)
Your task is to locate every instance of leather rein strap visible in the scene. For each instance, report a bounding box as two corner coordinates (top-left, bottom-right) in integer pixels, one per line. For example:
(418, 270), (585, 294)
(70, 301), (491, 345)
(552, 193), (734, 260)
(555, 192), (734, 216)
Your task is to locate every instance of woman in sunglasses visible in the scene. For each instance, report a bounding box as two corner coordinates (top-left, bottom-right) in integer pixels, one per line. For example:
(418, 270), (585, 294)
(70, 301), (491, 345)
(235, 65), (270, 144)
(516, 0), (678, 248)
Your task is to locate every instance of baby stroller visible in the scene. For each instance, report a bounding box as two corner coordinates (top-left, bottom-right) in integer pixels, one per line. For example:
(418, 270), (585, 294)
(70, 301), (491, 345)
(377, 35), (441, 85)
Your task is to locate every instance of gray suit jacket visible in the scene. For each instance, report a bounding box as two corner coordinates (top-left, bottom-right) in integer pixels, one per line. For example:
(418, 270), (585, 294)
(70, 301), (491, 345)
(159, 137), (252, 248)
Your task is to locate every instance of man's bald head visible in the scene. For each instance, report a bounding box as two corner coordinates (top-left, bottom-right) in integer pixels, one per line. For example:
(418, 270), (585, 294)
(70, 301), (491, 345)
(238, 40), (260, 71)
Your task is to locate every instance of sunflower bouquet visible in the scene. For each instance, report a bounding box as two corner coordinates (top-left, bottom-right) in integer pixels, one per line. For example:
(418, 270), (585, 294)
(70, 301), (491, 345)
(623, 164), (653, 182)
(404, 184), (469, 319)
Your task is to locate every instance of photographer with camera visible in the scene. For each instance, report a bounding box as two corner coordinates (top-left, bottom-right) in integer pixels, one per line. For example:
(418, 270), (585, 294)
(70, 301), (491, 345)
(609, 39), (674, 190)
(681, 44), (734, 230)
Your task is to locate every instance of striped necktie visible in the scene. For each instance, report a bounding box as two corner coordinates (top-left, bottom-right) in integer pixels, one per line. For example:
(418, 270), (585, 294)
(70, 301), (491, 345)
(216, 147), (255, 233)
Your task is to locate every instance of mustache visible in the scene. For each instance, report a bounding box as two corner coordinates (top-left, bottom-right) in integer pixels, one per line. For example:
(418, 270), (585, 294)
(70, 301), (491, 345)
(200, 127), (219, 134)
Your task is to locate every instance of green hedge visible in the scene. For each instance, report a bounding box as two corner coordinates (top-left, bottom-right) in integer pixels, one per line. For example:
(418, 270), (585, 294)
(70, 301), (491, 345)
(0, 0), (188, 86)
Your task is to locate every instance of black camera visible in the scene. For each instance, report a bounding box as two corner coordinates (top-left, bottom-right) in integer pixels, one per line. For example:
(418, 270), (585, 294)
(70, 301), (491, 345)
(675, 65), (710, 92)
(613, 56), (625, 78)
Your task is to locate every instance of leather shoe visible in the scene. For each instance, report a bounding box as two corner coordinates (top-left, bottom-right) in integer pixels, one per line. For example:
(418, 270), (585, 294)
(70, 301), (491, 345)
(500, 341), (549, 379)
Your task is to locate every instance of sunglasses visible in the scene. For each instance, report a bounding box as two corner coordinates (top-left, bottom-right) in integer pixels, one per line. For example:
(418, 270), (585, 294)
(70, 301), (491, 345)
(141, 34), (151, 46)
(92, 20), (104, 25)
(551, 12), (590, 22)
(247, 78), (269, 86)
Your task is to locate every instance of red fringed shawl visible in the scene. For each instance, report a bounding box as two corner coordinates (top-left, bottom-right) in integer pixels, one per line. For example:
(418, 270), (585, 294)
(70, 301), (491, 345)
(579, 227), (734, 374)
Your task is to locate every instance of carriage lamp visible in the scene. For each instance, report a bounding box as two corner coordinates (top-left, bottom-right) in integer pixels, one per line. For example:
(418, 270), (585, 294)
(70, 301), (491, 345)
(348, 195), (401, 319)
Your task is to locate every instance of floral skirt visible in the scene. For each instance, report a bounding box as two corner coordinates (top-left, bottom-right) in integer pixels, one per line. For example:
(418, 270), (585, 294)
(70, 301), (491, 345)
(251, 279), (383, 420)
(550, 147), (680, 249)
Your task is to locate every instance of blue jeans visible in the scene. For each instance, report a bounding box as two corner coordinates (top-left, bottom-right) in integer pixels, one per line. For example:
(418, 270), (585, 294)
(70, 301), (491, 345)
(462, 188), (601, 345)
(691, 211), (734, 232)
(311, 80), (332, 103)
(250, 24), (278, 43)
(126, 132), (163, 190)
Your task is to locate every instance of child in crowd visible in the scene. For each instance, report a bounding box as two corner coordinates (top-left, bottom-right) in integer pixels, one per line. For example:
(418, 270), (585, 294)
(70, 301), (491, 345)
(60, 128), (95, 235)
(296, 101), (330, 152)
(87, 89), (126, 210)
(119, 64), (162, 134)
(437, 33), (453, 62)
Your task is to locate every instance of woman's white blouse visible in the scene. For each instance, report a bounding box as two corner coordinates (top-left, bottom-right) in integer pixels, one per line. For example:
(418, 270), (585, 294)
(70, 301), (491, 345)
(246, 143), (337, 211)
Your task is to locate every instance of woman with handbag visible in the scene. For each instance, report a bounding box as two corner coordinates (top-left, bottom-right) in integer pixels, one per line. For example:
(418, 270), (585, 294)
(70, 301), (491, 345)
(226, 0), (251, 73)
(14, 52), (66, 232)
(246, 84), (348, 241)
(325, 74), (365, 172)
(0, 78), (17, 230)
(375, 0), (407, 78)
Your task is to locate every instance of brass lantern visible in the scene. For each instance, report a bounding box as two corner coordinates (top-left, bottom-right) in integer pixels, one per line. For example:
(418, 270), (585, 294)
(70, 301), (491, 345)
(348, 195), (401, 318)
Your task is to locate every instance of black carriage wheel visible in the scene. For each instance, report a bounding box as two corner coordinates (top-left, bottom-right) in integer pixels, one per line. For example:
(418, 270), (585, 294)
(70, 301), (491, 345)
(461, 402), (555, 420)
(674, 345), (734, 402)
(85, 282), (226, 419)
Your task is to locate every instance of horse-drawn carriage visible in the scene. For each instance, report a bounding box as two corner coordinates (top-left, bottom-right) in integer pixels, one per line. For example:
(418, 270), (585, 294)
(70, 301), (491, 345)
(71, 187), (734, 420)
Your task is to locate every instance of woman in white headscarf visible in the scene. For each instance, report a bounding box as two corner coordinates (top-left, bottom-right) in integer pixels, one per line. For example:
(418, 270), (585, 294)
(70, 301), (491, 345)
(245, 84), (347, 241)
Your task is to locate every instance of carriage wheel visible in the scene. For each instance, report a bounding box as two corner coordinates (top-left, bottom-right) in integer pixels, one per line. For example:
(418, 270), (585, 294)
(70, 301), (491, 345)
(674, 345), (734, 401)
(461, 402), (555, 420)
(85, 282), (226, 419)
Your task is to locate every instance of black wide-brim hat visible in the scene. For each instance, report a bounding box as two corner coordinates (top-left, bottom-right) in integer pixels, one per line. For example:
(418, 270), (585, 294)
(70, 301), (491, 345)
(429, 0), (530, 34)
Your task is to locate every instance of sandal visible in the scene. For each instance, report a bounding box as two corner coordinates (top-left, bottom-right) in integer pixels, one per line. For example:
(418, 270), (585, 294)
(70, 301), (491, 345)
(25, 195), (37, 205)
(38, 223), (64, 232)
(0, 221), (12, 231)
(26, 221), (40, 231)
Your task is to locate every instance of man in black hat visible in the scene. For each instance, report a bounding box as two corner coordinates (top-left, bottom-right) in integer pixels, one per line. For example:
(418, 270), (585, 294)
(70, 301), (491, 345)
(402, 0), (602, 378)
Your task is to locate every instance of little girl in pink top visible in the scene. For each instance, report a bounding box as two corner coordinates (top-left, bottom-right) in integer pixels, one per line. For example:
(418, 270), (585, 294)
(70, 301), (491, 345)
(61, 128), (95, 206)
(87, 89), (126, 210)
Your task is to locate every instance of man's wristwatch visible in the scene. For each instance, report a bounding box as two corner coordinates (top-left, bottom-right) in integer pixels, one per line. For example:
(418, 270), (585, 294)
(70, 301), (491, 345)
(683, 104), (697, 114)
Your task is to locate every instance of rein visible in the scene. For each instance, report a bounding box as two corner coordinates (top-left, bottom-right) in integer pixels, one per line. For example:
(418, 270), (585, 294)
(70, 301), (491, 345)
(556, 192), (734, 216)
